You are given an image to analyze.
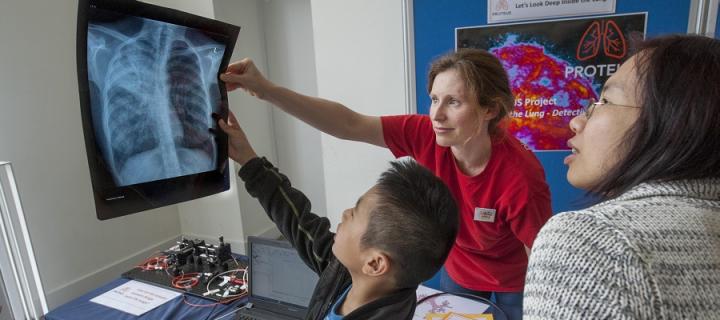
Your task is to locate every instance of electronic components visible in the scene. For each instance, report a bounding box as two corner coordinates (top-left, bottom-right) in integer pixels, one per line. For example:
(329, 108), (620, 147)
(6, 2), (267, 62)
(123, 235), (247, 303)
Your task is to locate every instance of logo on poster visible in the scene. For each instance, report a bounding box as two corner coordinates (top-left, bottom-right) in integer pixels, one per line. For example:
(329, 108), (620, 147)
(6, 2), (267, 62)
(577, 19), (627, 61)
(492, 0), (511, 16)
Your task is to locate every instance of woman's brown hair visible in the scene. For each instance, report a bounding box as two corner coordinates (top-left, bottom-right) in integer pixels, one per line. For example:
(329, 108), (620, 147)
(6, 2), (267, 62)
(427, 49), (514, 134)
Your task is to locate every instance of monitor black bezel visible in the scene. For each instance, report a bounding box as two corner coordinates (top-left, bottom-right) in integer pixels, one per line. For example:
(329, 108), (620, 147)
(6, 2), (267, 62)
(76, 0), (240, 220)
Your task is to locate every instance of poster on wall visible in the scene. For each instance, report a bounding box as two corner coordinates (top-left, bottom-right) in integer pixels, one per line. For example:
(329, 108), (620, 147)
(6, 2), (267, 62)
(457, 13), (646, 151)
(488, 0), (616, 24)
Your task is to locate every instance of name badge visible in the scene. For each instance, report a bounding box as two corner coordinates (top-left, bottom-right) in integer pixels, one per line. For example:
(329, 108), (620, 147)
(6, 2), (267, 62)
(474, 208), (496, 223)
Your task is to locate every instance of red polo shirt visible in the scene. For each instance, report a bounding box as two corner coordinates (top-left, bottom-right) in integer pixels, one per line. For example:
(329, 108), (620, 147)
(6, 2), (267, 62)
(382, 115), (552, 292)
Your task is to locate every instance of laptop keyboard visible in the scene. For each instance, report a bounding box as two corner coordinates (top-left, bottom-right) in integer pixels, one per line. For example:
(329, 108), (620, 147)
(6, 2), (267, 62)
(236, 309), (298, 320)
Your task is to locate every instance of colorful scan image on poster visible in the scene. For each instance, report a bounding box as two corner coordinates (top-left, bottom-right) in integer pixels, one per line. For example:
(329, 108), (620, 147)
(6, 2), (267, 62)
(457, 13), (646, 151)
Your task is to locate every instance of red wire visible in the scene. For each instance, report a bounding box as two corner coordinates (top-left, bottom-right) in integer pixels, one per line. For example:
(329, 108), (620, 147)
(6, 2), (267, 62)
(134, 254), (249, 308)
(135, 256), (168, 271)
(172, 273), (201, 289)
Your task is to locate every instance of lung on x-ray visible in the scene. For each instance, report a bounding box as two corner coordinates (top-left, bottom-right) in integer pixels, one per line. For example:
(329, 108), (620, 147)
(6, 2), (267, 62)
(88, 13), (226, 186)
(77, 0), (240, 220)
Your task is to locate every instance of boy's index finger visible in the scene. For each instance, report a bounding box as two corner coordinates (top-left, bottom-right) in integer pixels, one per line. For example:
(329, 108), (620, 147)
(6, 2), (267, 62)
(219, 73), (243, 84)
(217, 118), (232, 133)
(225, 59), (249, 74)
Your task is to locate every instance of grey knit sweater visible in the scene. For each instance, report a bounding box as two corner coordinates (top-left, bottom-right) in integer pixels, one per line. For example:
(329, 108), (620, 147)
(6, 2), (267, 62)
(524, 178), (720, 319)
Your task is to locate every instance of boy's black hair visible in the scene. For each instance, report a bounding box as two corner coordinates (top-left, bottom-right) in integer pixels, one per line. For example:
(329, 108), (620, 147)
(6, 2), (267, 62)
(361, 160), (459, 288)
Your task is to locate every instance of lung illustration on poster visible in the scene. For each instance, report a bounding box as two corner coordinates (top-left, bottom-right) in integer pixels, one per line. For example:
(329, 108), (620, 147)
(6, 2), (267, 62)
(87, 14), (226, 186)
(457, 13), (646, 151)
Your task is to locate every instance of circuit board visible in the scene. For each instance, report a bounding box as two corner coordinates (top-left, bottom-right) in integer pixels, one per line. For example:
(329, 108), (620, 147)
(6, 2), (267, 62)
(122, 237), (248, 303)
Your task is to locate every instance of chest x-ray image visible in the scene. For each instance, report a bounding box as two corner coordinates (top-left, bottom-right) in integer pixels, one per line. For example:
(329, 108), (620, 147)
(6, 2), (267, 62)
(87, 11), (226, 187)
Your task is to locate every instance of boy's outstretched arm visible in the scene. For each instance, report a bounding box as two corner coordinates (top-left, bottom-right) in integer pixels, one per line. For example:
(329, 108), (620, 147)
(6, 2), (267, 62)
(217, 111), (334, 274)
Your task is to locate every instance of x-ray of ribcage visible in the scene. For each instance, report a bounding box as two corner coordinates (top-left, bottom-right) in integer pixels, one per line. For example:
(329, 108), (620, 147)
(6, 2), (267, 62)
(87, 16), (226, 187)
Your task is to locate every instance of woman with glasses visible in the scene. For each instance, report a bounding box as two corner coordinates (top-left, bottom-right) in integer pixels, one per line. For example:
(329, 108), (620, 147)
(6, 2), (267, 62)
(220, 49), (553, 320)
(524, 34), (720, 319)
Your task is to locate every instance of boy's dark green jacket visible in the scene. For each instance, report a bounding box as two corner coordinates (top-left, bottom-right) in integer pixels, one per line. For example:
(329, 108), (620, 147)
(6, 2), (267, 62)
(239, 157), (417, 320)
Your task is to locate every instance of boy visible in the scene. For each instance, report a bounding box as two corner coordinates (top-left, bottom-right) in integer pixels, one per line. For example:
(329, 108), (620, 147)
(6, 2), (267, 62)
(218, 111), (458, 319)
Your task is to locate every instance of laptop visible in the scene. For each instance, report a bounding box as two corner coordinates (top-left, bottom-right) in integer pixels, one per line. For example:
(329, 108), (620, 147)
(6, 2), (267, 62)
(235, 236), (320, 320)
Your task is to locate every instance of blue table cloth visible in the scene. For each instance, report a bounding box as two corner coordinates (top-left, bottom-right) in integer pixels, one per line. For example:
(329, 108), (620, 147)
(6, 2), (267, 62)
(45, 277), (246, 320)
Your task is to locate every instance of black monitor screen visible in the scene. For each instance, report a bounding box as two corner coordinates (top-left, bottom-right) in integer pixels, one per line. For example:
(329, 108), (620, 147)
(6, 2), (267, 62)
(77, 0), (240, 220)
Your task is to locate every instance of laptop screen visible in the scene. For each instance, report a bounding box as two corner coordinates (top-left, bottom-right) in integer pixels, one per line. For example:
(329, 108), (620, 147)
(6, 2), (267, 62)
(249, 238), (320, 308)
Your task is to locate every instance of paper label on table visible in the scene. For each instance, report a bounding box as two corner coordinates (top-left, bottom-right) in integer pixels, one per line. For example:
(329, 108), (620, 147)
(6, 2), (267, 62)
(90, 280), (181, 316)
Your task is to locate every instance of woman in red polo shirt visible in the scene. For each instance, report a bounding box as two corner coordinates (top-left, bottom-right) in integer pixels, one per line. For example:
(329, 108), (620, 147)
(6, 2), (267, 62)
(220, 49), (552, 320)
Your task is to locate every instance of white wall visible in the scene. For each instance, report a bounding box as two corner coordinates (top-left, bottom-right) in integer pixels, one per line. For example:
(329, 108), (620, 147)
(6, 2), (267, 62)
(142, 0), (215, 19)
(202, 0), (409, 230)
(210, 0), (280, 245)
(0, 0), (182, 308)
(209, 0), (408, 230)
(260, 0), (327, 217)
(210, 0), (327, 242)
(310, 0), (409, 227)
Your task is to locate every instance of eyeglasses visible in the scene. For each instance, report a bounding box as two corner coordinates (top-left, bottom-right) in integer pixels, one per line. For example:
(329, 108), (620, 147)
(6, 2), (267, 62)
(583, 98), (640, 119)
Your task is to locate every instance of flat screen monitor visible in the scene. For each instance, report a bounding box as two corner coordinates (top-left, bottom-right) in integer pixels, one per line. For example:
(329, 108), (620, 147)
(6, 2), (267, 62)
(76, 0), (240, 220)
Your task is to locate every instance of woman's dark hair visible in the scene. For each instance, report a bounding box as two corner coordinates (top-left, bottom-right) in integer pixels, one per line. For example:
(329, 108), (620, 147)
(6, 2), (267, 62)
(590, 35), (720, 199)
(427, 48), (514, 134)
